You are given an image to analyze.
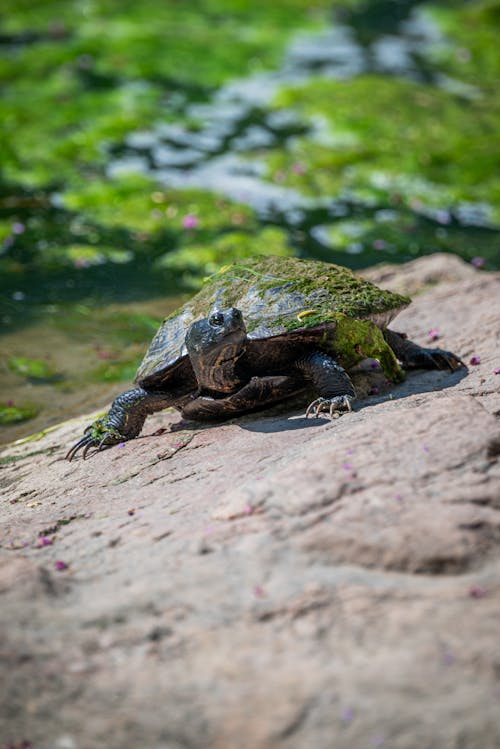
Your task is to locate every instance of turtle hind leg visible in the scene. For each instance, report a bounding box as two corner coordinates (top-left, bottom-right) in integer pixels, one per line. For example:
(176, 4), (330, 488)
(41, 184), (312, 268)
(383, 329), (464, 372)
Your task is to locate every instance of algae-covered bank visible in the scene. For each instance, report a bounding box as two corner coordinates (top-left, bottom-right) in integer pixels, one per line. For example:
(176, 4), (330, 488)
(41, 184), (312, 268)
(1, 0), (499, 443)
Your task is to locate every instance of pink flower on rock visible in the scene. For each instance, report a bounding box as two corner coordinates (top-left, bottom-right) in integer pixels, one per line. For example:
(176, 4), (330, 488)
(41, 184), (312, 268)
(469, 585), (487, 599)
(427, 328), (440, 341)
(36, 536), (53, 548)
(469, 355), (481, 366)
(55, 560), (69, 571)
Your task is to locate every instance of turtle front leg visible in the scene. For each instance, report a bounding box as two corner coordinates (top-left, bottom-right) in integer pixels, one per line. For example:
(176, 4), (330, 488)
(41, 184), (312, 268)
(65, 388), (174, 461)
(383, 329), (464, 372)
(296, 352), (356, 418)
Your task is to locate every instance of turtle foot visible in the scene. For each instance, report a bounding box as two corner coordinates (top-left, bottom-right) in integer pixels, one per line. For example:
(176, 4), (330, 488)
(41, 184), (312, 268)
(306, 394), (353, 419)
(65, 421), (125, 461)
(406, 347), (465, 372)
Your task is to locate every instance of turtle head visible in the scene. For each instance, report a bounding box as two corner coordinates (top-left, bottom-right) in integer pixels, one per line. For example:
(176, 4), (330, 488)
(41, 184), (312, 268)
(185, 307), (248, 393)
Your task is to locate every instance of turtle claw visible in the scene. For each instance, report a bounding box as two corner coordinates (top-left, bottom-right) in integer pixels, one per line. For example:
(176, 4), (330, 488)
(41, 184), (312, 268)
(428, 349), (464, 372)
(65, 422), (124, 461)
(306, 394), (353, 419)
(65, 433), (97, 462)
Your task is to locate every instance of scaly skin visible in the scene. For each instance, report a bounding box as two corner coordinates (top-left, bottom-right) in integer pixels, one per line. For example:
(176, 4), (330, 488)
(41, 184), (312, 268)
(65, 388), (175, 461)
(383, 329), (464, 371)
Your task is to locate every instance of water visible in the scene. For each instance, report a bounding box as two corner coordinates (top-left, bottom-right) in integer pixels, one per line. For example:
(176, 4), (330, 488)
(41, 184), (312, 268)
(1, 0), (498, 444)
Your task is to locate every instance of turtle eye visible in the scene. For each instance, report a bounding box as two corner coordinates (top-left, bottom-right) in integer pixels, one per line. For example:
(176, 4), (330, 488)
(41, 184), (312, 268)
(209, 311), (224, 327)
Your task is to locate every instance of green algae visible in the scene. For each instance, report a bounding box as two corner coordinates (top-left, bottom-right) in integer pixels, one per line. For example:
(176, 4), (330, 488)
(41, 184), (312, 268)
(154, 227), (293, 288)
(0, 402), (39, 425)
(62, 175), (255, 235)
(216, 255), (410, 319)
(158, 255), (409, 336)
(427, 1), (500, 93)
(268, 74), (500, 218)
(311, 212), (498, 266)
(7, 356), (61, 382)
(0, 0), (336, 187)
(91, 358), (142, 384)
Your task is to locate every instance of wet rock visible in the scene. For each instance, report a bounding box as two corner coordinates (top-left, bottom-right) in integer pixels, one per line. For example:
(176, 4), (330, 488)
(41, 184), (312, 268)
(0, 255), (499, 749)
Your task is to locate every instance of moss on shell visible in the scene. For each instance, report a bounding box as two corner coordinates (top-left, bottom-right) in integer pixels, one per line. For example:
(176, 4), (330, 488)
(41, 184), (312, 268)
(191, 255), (410, 321)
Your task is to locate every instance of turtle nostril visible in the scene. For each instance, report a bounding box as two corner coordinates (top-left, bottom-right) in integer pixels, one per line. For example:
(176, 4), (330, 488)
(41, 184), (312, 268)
(209, 311), (224, 327)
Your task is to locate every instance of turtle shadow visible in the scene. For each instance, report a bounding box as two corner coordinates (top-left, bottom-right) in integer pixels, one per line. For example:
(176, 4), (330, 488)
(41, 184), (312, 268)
(238, 366), (468, 434)
(136, 366), (468, 440)
(239, 414), (330, 433)
(373, 365), (468, 403)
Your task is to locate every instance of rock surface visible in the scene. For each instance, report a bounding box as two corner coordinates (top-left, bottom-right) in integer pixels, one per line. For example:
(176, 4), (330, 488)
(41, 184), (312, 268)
(1, 254), (499, 749)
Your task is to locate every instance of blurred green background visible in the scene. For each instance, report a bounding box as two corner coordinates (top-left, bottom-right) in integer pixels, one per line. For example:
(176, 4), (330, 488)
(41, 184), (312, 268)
(1, 0), (499, 443)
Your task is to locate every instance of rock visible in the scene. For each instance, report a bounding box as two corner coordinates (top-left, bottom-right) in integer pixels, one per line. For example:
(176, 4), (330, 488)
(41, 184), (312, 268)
(361, 251), (479, 295)
(0, 255), (499, 749)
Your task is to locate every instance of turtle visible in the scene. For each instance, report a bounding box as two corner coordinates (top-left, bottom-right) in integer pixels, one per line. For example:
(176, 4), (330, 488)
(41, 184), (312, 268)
(66, 255), (464, 460)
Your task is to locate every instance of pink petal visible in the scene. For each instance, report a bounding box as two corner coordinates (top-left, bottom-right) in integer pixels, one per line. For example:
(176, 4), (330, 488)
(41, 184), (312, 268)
(55, 560), (69, 571)
(341, 707), (355, 723)
(37, 536), (53, 547)
(469, 355), (481, 366)
(182, 214), (199, 229)
(469, 585), (487, 599)
(427, 328), (440, 341)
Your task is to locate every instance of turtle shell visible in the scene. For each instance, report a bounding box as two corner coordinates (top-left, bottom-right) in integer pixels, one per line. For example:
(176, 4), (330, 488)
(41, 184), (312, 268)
(136, 255), (410, 387)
